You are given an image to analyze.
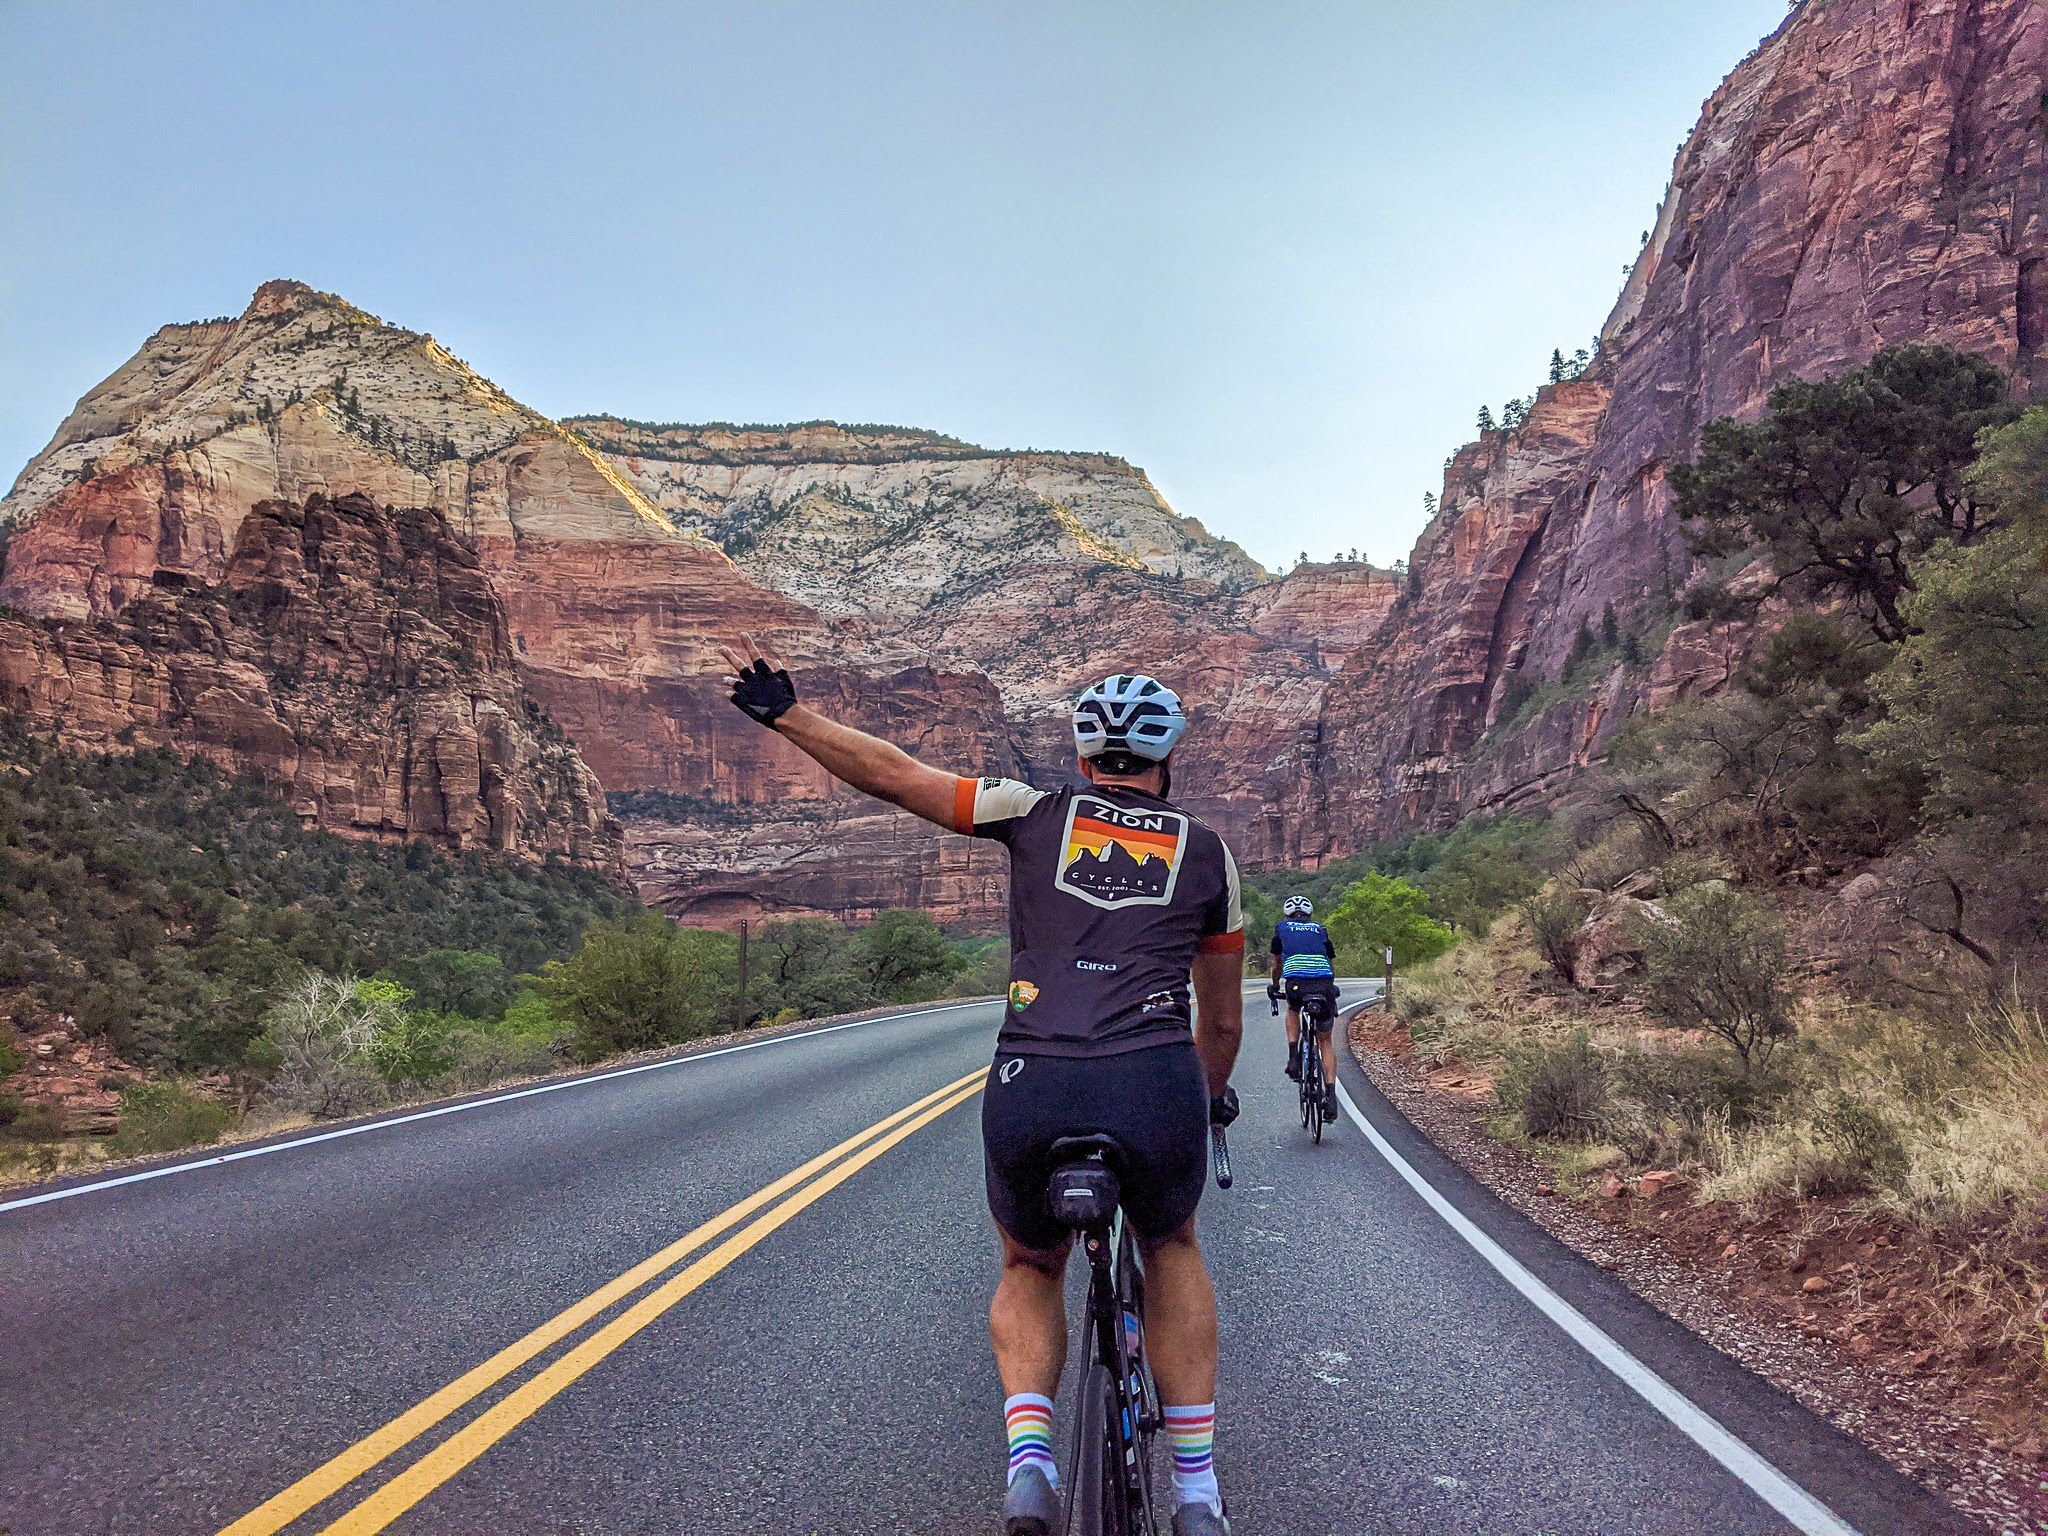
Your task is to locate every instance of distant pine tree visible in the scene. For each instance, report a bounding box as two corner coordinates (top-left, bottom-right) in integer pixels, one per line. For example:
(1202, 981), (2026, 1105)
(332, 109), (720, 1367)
(1566, 617), (1597, 672)
(1422, 492), (1438, 517)
(1476, 406), (1496, 433)
(1601, 601), (1620, 649)
(1549, 350), (1567, 384)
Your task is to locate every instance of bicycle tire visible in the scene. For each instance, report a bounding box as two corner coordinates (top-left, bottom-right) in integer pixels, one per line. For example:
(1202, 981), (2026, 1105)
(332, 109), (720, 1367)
(1066, 1361), (1120, 1536)
(1115, 1223), (1159, 1532)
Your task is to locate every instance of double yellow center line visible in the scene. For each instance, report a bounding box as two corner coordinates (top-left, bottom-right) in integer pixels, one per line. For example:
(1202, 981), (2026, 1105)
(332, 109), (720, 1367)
(219, 1066), (987, 1536)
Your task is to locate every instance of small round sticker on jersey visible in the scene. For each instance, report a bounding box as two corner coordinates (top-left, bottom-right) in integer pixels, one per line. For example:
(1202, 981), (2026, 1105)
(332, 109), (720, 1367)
(1008, 980), (1040, 1011)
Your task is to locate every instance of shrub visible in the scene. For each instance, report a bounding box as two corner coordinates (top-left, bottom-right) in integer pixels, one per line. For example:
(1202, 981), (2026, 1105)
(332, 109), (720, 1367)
(1522, 886), (1590, 983)
(107, 1079), (234, 1156)
(1636, 885), (1792, 1071)
(366, 1009), (455, 1086)
(855, 910), (964, 1003)
(1499, 1033), (1609, 1141)
(258, 971), (388, 1117)
(389, 949), (518, 1020)
(536, 915), (737, 1059)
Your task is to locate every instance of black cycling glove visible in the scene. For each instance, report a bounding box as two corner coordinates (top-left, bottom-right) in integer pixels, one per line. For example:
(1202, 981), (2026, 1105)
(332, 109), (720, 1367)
(729, 658), (797, 727)
(1209, 1086), (1240, 1128)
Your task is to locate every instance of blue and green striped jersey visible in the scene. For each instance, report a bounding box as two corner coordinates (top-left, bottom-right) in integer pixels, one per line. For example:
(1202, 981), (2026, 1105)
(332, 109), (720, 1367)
(1270, 918), (1335, 978)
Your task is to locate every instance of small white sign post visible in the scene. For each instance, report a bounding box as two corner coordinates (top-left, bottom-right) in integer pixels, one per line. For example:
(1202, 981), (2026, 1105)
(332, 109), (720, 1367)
(1382, 945), (1395, 1010)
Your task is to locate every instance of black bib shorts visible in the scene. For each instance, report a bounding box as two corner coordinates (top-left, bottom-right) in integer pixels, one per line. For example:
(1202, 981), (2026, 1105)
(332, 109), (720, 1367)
(981, 1040), (1209, 1253)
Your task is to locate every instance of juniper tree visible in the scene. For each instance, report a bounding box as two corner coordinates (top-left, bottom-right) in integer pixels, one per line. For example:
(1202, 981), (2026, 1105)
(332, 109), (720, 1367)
(1671, 345), (2016, 642)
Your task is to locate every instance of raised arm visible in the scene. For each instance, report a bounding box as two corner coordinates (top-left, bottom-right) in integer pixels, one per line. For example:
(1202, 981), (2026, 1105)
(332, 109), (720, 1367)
(721, 638), (961, 832)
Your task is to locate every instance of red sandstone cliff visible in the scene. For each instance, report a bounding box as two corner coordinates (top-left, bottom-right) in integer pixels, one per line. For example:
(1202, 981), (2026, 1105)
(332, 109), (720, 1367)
(4, 0), (2039, 916)
(0, 282), (1362, 923)
(1287, 0), (2048, 860)
(0, 492), (622, 870)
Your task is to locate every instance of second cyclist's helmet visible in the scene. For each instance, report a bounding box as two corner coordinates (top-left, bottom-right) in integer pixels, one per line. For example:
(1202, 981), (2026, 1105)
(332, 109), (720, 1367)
(1283, 895), (1313, 918)
(1073, 673), (1187, 766)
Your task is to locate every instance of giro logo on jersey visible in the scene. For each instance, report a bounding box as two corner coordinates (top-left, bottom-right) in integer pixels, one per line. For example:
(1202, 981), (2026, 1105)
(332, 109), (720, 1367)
(1075, 959), (1119, 972)
(999, 1058), (1024, 1084)
(1009, 980), (1040, 1011)
(1053, 794), (1188, 910)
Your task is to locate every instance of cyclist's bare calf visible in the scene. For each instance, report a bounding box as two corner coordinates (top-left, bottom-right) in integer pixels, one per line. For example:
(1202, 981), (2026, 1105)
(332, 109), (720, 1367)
(1137, 1218), (1218, 1406)
(991, 1231), (1072, 1398)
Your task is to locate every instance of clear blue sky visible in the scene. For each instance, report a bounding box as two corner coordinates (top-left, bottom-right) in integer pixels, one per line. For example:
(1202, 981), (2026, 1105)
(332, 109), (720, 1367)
(1, 0), (1788, 571)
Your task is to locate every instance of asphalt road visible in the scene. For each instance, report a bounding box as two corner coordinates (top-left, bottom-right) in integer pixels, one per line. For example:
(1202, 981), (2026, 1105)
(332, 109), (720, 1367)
(0, 986), (1971, 1536)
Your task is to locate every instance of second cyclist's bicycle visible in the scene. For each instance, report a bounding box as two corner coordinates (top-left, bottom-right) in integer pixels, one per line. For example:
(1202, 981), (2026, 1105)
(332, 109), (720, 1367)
(1274, 985), (1338, 1143)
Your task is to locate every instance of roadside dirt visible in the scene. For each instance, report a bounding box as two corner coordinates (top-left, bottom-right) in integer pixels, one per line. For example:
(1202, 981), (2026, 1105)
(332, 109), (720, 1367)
(1348, 1007), (2048, 1536)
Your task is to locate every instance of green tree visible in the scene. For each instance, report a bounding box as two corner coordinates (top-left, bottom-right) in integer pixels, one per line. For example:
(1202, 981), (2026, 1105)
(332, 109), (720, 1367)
(1476, 405), (1496, 434)
(1600, 601), (1620, 650)
(1671, 345), (2016, 642)
(1565, 617), (1598, 673)
(391, 949), (517, 1019)
(755, 917), (869, 1018)
(1864, 525), (2048, 820)
(535, 915), (736, 1058)
(1326, 872), (1454, 968)
(1549, 349), (1568, 385)
(855, 909), (963, 1002)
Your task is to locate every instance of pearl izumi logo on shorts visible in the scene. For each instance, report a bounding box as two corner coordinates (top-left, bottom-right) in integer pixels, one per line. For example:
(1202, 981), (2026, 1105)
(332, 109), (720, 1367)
(999, 1058), (1024, 1083)
(1009, 980), (1040, 1011)
(1054, 794), (1188, 910)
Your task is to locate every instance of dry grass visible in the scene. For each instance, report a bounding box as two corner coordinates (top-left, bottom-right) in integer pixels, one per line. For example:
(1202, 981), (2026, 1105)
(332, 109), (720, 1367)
(1702, 990), (2048, 1234)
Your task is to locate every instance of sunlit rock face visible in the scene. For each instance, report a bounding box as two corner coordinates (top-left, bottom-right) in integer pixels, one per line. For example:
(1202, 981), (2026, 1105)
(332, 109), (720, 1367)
(0, 492), (622, 870)
(1, 284), (1377, 919)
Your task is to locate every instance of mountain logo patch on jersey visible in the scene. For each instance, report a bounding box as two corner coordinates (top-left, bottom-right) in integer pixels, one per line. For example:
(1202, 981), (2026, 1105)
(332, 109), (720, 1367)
(1054, 794), (1188, 909)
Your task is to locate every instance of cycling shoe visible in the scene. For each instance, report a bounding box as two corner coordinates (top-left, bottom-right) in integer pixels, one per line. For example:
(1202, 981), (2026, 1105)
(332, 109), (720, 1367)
(1003, 1465), (1059, 1536)
(1172, 1502), (1232, 1536)
(1320, 1086), (1338, 1121)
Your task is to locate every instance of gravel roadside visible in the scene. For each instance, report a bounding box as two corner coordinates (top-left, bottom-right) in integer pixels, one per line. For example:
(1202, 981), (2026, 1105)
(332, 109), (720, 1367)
(1347, 1007), (2047, 1536)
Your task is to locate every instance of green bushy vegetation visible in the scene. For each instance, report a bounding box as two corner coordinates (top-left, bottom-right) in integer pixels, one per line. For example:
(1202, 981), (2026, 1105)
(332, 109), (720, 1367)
(0, 722), (641, 1075)
(1390, 350), (2048, 1404)
(0, 725), (1002, 1165)
(1246, 813), (1563, 970)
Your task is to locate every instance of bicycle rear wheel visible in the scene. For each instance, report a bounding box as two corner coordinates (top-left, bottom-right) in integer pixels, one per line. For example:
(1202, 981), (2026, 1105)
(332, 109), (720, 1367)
(1115, 1222), (1159, 1530)
(1066, 1360), (1119, 1536)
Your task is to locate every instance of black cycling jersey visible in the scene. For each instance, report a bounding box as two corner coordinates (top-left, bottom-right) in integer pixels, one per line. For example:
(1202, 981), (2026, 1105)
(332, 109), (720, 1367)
(953, 776), (1245, 1057)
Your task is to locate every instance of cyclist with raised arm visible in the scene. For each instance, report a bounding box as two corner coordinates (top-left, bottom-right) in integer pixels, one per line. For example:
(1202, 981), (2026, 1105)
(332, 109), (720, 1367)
(1270, 895), (1339, 1122)
(722, 642), (1243, 1536)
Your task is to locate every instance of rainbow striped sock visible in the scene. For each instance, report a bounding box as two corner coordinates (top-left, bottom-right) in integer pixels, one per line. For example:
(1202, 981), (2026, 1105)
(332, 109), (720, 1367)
(1004, 1392), (1057, 1488)
(1164, 1402), (1219, 1514)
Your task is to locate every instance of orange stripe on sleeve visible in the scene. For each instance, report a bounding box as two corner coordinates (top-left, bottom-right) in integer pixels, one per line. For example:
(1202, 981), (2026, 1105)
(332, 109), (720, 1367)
(952, 776), (978, 835)
(1198, 928), (1246, 954)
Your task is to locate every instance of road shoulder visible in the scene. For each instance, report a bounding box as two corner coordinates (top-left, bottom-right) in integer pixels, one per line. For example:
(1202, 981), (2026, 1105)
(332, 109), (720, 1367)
(1341, 1005), (2040, 1536)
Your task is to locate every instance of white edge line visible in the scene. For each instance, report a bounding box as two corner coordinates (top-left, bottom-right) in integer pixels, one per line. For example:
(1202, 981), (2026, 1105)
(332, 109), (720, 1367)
(0, 1000), (997, 1216)
(1330, 1066), (1861, 1536)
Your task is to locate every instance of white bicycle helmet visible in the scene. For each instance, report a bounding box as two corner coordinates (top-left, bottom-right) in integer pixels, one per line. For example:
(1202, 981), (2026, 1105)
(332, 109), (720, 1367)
(1283, 895), (1313, 918)
(1072, 673), (1187, 763)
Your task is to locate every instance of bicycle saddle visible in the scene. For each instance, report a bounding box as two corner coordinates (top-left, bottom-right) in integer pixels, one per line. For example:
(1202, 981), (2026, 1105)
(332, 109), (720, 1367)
(1047, 1135), (1126, 1228)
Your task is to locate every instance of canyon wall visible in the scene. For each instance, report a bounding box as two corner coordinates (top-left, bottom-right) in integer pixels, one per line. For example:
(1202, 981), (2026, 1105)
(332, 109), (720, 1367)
(1285, 0), (2048, 859)
(4, 0), (2041, 919)
(0, 492), (621, 870)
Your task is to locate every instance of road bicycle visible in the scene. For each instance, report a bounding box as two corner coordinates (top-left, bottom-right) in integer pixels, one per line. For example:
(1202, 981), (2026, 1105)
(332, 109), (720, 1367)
(1047, 1118), (1231, 1536)
(1272, 985), (1337, 1144)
